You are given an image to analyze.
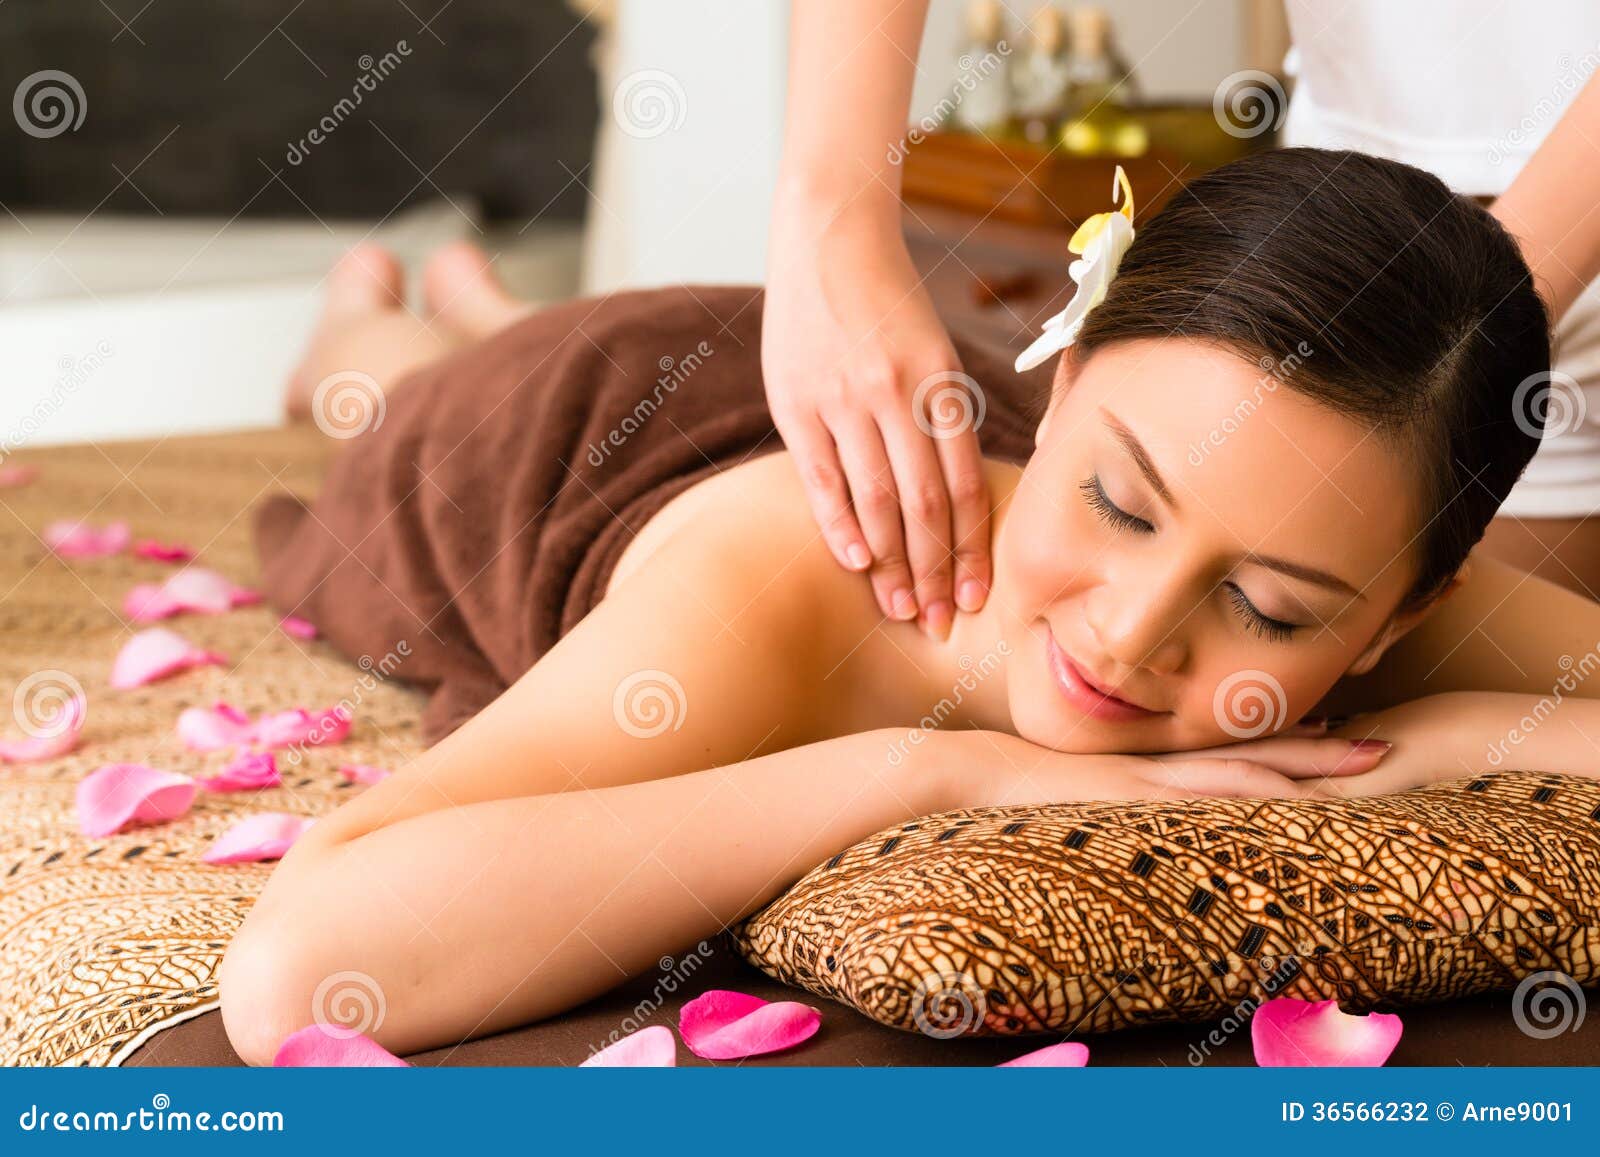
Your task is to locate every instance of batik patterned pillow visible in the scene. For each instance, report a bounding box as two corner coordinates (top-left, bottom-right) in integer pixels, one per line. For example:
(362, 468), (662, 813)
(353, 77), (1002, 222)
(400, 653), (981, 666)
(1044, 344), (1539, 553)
(730, 772), (1600, 1037)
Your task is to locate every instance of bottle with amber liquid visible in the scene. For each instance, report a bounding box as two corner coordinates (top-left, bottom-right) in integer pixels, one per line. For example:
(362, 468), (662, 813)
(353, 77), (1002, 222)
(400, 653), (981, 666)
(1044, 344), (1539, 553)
(1058, 6), (1148, 157)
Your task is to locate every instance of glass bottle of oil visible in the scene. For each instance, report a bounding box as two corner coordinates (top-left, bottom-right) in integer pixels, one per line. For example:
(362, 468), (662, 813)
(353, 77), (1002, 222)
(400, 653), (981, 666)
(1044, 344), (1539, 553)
(1058, 6), (1148, 157)
(1010, 6), (1071, 145)
(951, 0), (1014, 138)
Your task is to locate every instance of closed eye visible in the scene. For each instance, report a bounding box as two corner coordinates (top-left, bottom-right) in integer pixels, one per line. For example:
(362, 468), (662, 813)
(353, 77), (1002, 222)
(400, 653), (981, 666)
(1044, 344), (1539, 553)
(1081, 473), (1301, 643)
(1224, 582), (1299, 643)
(1079, 473), (1153, 534)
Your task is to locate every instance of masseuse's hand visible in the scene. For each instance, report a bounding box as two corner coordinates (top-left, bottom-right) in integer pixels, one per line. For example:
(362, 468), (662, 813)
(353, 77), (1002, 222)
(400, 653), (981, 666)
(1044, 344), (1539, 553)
(764, 187), (992, 641)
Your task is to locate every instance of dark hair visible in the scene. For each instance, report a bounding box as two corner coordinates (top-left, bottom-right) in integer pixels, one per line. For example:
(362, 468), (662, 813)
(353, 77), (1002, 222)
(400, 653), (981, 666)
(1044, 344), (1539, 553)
(1070, 147), (1552, 610)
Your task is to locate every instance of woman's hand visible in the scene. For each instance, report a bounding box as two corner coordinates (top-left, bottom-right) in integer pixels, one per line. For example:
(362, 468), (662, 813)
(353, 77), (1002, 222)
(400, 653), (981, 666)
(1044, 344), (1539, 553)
(763, 186), (992, 641)
(949, 729), (1391, 810)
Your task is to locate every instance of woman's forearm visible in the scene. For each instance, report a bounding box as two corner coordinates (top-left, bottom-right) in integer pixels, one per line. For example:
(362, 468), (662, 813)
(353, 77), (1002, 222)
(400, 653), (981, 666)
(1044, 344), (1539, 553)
(1453, 690), (1600, 775)
(220, 726), (959, 1063)
(1491, 72), (1600, 321)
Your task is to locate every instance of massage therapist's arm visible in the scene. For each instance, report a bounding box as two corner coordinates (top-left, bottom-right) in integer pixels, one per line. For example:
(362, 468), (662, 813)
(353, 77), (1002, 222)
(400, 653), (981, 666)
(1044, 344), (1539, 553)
(1491, 71), (1600, 320)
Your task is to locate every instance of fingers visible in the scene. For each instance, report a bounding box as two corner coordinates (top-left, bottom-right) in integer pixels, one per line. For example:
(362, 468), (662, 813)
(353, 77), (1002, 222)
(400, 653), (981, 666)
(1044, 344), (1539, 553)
(1159, 736), (1391, 779)
(833, 416), (917, 621)
(880, 417), (957, 639)
(934, 425), (992, 615)
(778, 410), (872, 575)
(1153, 758), (1333, 801)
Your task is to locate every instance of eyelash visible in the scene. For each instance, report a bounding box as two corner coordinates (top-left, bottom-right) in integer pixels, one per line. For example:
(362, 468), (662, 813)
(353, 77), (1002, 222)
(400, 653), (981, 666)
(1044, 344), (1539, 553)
(1079, 473), (1300, 643)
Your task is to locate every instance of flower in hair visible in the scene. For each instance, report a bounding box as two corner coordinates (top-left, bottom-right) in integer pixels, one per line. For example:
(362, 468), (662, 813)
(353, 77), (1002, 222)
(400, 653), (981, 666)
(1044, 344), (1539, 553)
(1015, 165), (1136, 373)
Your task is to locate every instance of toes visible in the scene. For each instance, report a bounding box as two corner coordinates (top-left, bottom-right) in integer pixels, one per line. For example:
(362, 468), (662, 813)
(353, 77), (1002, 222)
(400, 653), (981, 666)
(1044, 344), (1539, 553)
(326, 243), (405, 317)
(422, 241), (528, 338)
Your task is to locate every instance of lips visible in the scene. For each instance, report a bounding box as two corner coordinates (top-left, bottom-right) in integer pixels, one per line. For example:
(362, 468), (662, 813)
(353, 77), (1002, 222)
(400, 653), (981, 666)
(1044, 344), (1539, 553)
(1042, 624), (1161, 722)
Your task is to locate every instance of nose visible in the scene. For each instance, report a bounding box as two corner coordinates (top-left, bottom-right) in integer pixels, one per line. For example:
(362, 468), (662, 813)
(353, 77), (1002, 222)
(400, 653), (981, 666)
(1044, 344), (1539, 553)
(1082, 566), (1190, 676)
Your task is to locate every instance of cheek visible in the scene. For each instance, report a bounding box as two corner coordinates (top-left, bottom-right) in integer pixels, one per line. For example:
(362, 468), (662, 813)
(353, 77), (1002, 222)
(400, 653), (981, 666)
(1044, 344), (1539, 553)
(1181, 637), (1361, 741)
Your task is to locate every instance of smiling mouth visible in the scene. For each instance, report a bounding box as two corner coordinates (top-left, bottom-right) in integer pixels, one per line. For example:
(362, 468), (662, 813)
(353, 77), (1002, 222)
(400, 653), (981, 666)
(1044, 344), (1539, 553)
(1041, 623), (1162, 722)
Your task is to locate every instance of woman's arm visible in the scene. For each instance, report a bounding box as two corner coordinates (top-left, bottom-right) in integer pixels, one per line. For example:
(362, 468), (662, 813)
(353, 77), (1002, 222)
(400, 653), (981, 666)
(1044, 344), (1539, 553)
(220, 721), (1371, 1063)
(1490, 72), (1600, 321)
(1325, 552), (1600, 712)
(1321, 690), (1600, 797)
(220, 724), (960, 1064)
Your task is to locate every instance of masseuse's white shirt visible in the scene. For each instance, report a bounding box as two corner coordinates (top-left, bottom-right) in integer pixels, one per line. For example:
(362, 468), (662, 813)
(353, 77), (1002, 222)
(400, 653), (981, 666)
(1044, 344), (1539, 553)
(1281, 0), (1600, 518)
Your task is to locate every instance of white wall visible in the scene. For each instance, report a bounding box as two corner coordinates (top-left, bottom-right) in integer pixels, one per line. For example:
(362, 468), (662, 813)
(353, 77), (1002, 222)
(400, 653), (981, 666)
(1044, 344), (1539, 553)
(581, 0), (789, 293)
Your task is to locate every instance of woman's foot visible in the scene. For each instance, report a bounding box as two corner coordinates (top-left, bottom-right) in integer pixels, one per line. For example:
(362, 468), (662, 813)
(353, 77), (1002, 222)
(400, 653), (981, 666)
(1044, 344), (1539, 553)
(285, 243), (457, 423)
(421, 241), (534, 342)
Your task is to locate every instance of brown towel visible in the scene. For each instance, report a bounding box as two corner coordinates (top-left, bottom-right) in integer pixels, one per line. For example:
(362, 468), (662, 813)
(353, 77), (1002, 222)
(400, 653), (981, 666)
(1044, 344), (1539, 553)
(255, 284), (1052, 741)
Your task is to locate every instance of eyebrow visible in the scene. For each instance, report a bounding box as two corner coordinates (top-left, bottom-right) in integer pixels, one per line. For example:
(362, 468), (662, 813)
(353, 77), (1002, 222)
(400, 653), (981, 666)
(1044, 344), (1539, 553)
(1099, 407), (1365, 602)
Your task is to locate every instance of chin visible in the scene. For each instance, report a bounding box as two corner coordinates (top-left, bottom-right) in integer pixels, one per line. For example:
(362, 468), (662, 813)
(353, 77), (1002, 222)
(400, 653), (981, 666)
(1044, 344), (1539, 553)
(1007, 689), (1178, 754)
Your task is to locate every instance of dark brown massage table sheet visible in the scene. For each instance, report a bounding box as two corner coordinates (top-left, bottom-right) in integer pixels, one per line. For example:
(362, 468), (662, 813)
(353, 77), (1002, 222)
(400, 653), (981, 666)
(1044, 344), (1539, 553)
(5, 429), (1597, 1067)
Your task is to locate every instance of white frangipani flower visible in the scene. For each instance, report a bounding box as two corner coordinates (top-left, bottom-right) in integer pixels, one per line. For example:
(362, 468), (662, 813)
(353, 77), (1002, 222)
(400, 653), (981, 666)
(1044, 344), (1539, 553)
(1015, 165), (1137, 373)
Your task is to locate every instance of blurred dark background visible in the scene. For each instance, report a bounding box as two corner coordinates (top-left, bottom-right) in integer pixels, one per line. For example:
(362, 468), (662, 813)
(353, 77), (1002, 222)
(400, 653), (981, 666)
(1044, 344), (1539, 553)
(0, 0), (598, 221)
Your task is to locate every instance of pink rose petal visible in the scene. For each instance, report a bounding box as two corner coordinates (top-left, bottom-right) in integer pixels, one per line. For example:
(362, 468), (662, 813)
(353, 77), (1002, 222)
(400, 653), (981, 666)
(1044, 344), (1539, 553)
(0, 695), (85, 764)
(251, 706), (351, 750)
(202, 812), (315, 863)
(199, 751), (280, 792)
(339, 763), (392, 785)
(133, 539), (194, 562)
(177, 702), (255, 751)
(280, 615), (319, 640)
(1251, 997), (1403, 1067)
(273, 1025), (408, 1068)
(110, 627), (226, 689)
(76, 763), (197, 838)
(123, 567), (259, 623)
(581, 1024), (677, 1067)
(678, 989), (822, 1059)
(0, 463), (39, 488)
(45, 519), (130, 559)
(998, 1041), (1090, 1067)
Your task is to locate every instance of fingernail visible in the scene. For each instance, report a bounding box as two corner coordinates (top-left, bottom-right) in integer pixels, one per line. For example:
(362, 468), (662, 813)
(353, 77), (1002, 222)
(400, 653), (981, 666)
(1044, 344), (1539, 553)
(957, 579), (986, 613)
(845, 543), (871, 570)
(1352, 739), (1391, 754)
(890, 588), (917, 620)
(921, 600), (953, 641)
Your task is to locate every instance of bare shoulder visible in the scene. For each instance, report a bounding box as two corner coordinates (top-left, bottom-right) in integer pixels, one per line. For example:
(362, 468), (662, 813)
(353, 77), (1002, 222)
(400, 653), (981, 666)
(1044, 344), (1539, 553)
(1326, 549), (1600, 711)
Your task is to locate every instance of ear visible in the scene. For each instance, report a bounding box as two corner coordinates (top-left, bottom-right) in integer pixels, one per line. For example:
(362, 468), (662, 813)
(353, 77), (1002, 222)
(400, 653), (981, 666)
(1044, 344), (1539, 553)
(1344, 562), (1472, 677)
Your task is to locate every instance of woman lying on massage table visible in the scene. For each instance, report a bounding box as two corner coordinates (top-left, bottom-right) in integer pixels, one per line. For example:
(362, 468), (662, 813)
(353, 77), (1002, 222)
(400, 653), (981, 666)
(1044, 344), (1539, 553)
(220, 148), (1600, 1063)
